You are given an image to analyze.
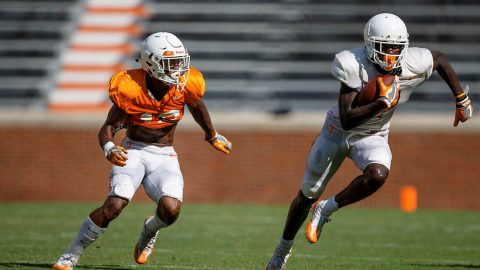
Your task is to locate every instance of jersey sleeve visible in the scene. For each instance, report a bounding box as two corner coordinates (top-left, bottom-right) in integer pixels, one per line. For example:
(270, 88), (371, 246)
(108, 70), (143, 112)
(403, 47), (434, 79)
(108, 71), (125, 107)
(183, 66), (206, 104)
(330, 50), (363, 90)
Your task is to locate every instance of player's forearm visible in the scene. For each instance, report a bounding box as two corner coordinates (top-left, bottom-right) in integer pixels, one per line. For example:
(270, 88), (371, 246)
(193, 112), (215, 139)
(432, 51), (464, 96)
(187, 100), (216, 139)
(98, 104), (128, 147)
(98, 124), (116, 148)
(340, 101), (386, 130)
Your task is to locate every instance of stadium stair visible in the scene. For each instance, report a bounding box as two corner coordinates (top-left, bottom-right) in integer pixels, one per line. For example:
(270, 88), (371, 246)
(47, 0), (148, 112)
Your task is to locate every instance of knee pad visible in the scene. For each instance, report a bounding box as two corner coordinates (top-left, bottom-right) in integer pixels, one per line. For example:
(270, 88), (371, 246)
(109, 181), (135, 201)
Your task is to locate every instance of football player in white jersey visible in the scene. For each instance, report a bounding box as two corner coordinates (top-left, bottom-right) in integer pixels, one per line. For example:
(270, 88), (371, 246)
(266, 13), (473, 269)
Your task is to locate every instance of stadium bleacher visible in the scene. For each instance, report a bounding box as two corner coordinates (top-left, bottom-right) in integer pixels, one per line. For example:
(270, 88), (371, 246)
(0, 0), (478, 113)
(0, 0), (82, 108)
(145, 0), (480, 113)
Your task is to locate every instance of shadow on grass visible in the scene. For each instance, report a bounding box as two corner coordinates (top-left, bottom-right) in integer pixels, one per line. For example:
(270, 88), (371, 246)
(410, 262), (480, 269)
(0, 262), (134, 269)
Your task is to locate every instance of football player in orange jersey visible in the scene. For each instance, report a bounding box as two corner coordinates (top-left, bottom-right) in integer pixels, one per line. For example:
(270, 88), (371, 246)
(266, 13), (472, 270)
(52, 32), (232, 270)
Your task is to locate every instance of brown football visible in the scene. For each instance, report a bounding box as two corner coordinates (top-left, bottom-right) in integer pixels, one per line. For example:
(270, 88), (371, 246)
(356, 75), (395, 106)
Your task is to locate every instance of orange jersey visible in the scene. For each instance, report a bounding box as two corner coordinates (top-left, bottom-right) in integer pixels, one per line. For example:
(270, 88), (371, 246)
(109, 66), (205, 129)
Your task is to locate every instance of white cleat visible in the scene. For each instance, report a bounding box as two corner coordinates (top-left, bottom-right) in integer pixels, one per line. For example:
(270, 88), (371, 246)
(51, 254), (77, 270)
(134, 216), (159, 264)
(305, 200), (332, 244)
(266, 247), (292, 270)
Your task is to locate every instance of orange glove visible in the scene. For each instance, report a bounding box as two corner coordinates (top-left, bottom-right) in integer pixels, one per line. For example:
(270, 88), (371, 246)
(377, 75), (401, 109)
(454, 90), (473, 127)
(104, 142), (128, 166)
(207, 131), (232, 155)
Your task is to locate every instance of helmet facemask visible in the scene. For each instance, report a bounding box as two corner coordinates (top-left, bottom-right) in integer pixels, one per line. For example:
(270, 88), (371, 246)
(369, 40), (408, 71)
(148, 53), (190, 88)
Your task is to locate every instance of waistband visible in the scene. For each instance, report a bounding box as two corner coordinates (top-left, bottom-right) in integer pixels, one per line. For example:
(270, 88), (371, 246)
(122, 137), (176, 155)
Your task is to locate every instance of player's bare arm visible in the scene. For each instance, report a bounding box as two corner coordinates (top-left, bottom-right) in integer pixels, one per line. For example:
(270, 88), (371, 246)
(431, 50), (473, 126)
(432, 50), (464, 96)
(338, 82), (386, 130)
(187, 98), (216, 140)
(98, 104), (128, 146)
(98, 104), (129, 166)
(187, 98), (232, 154)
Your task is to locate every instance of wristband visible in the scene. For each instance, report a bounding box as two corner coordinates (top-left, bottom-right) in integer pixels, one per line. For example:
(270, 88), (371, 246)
(455, 92), (466, 100)
(206, 131), (218, 142)
(102, 141), (115, 157)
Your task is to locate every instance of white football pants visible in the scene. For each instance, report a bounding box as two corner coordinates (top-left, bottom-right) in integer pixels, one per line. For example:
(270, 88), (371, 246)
(301, 117), (392, 199)
(108, 137), (184, 202)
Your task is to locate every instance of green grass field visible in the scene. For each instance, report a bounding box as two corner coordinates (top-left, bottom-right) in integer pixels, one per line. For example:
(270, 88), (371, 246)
(0, 203), (479, 270)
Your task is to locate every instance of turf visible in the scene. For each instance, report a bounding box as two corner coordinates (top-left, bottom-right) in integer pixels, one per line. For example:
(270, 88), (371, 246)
(0, 203), (479, 270)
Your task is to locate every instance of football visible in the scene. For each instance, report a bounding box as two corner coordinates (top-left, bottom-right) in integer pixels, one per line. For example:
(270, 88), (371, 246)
(356, 75), (396, 106)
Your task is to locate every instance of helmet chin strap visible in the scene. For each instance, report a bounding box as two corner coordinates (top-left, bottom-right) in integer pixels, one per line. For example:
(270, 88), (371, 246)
(155, 72), (178, 86)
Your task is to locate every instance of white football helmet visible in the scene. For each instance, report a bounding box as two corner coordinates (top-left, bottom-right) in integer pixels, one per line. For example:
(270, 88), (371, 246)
(139, 32), (190, 88)
(364, 13), (409, 71)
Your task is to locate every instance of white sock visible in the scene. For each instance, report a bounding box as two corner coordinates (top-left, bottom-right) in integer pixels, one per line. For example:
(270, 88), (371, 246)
(324, 196), (339, 213)
(65, 216), (106, 260)
(144, 215), (168, 238)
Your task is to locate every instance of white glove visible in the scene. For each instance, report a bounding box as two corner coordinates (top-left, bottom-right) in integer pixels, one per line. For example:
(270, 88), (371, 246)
(103, 142), (128, 166)
(207, 131), (232, 155)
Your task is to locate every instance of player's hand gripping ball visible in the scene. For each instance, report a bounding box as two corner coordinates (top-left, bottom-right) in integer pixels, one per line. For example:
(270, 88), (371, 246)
(357, 75), (400, 109)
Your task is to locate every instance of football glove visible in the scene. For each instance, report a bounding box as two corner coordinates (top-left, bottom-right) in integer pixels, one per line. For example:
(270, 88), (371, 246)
(377, 75), (401, 109)
(454, 89), (473, 127)
(207, 131), (232, 155)
(105, 144), (128, 166)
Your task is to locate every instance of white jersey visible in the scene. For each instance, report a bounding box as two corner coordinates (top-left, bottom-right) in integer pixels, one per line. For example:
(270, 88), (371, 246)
(328, 47), (434, 137)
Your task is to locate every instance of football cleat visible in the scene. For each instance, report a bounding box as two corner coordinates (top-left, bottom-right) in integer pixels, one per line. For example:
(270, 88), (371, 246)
(134, 216), (159, 264)
(305, 200), (332, 244)
(265, 247), (292, 270)
(51, 254), (77, 270)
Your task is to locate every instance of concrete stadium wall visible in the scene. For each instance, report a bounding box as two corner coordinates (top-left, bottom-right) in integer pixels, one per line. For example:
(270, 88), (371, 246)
(0, 112), (478, 210)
